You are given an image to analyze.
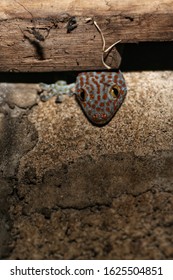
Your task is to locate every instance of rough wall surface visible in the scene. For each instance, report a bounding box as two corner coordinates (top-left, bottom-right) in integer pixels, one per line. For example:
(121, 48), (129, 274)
(0, 71), (173, 259)
(0, 0), (173, 71)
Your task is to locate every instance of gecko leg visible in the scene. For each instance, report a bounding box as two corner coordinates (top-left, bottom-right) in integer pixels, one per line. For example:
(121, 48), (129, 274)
(39, 81), (76, 103)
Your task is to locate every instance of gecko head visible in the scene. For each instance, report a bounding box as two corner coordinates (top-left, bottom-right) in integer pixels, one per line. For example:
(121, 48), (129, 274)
(75, 71), (127, 126)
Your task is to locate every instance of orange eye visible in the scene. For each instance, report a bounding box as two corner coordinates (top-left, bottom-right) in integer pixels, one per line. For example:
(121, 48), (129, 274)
(79, 89), (86, 102)
(109, 85), (120, 99)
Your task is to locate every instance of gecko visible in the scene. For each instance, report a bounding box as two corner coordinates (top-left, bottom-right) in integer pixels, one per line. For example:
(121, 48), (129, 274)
(39, 70), (127, 125)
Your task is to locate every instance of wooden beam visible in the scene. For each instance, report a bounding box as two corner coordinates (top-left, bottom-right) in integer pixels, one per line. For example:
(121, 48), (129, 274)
(0, 0), (173, 71)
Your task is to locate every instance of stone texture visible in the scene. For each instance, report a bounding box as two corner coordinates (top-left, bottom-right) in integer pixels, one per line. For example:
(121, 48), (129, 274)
(0, 178), (13, 258)
(0, 71), (173, 259)
(18, 71), (173, 181)
(1, 83), (38, 109)
(0, 114), (38, 177)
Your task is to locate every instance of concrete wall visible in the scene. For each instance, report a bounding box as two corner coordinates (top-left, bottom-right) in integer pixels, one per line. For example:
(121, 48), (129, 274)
(0, 71), (173, 259)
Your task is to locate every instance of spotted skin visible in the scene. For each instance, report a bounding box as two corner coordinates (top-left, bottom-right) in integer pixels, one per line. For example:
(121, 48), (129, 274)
(75, 71), (127, 125)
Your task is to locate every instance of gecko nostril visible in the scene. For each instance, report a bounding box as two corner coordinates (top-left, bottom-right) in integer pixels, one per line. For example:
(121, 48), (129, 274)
(93, 113), (107, 120)
(101, 113), (107, 119)
(93, 114), (99, 119)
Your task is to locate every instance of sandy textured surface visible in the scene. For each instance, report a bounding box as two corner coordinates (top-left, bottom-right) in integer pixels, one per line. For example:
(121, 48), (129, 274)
(0, 71), (173, 259)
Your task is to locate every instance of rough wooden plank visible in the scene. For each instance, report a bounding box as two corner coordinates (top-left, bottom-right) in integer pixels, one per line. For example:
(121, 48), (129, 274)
(0, 0), (173, 71)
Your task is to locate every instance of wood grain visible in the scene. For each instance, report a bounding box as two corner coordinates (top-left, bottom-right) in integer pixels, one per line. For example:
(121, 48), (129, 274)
(0, 0), (173, 71)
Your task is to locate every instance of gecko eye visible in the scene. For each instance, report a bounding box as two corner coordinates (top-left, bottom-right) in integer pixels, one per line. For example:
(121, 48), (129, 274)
(109, 85), (120, 99)
(79, 89), (86, 102)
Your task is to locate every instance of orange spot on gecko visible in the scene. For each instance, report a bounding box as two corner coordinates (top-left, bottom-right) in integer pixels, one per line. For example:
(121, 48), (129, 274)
(97, 85), (101, 94)
(103, 93), (108, 100)
(114, 76), (118, 83)
(90, 82), (95, 93)
(102, 113), (107, 119)
(86, 75), (89, 85)
(96, 107), (101, 111)
(79, 76), (84, 87)
(100, 77), (104, 83)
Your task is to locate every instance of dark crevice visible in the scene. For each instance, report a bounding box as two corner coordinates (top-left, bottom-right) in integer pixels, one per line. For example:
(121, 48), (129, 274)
(121, 42), (173, 71)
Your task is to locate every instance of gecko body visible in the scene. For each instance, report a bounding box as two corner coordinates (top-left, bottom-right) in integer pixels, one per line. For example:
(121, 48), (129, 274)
(39, 80), (75, 103)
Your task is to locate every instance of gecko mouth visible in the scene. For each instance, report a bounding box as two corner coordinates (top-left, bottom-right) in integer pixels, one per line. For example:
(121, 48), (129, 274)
(91, 113), (111, 125)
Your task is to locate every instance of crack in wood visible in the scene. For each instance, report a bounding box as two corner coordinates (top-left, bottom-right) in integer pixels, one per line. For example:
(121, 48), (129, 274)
(124, 16), (134, 22)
